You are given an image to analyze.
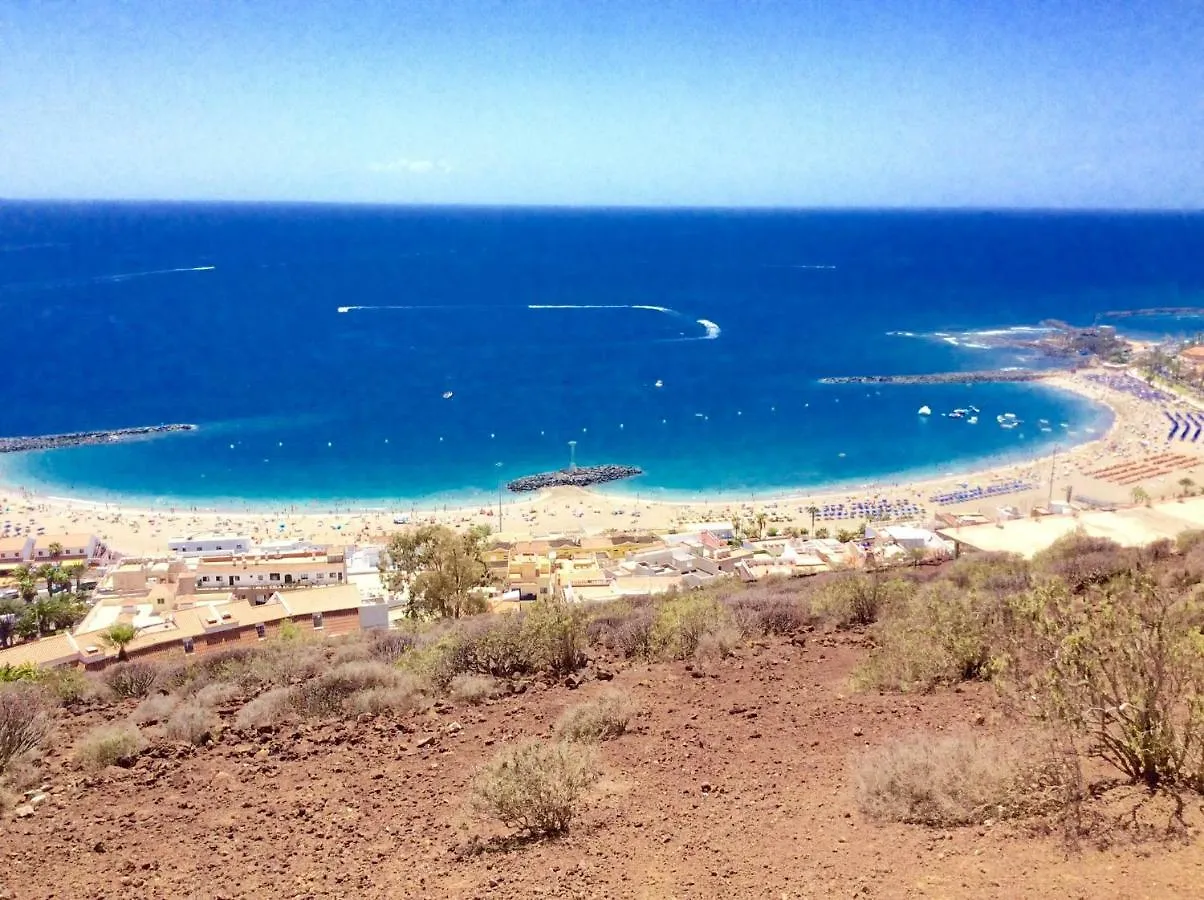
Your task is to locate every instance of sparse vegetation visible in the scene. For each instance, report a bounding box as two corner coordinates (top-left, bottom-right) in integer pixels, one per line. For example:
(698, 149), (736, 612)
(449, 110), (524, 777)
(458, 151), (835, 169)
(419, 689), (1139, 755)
(555, 690), (634, 742)
(450, 674), (504, 705)
(855, 733), (1060, 826)
(164, 701), (216, 744)
(233, 687), (297, 730)
(471, 739), (598, 836)
(0, 686), (54, 772)
(76, 724), (143, 771)
(103, 661), (159, 699)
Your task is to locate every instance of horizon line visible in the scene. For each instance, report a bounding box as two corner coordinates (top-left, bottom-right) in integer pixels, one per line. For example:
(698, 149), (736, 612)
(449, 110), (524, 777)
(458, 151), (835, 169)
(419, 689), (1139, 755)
(1, 196), (1202, 215)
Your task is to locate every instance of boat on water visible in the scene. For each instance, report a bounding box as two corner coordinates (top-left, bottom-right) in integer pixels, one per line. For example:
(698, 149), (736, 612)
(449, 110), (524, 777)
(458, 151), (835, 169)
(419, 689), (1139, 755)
(997, 412), (1021, 429)
(654, 379), (664, 388)
(967, 416), (978, 424)
(918, 405), (932, 416)
(948, 408), (967, 419)
(442, 391), (454, 399)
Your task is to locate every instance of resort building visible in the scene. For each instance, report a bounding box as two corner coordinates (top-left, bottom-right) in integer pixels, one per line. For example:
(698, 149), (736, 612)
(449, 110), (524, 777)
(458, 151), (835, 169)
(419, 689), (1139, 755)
(30, 533), (104, 562)
(192, 551), (347, 598)
(167, 533), (254, 557)
(0, 535), (34, 572)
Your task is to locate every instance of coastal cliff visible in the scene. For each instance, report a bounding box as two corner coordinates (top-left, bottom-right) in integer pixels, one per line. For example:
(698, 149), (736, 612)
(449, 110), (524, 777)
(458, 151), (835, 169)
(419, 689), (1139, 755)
(507, 464), (642, 492)
(0, 424), (197, 454)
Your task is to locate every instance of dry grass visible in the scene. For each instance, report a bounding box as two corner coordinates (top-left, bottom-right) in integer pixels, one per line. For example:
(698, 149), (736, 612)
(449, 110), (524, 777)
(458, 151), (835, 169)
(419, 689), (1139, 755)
(472, 739), (599, 836)
(130, 694), (178, 725)
(164, 701), (216, 745)
(233, 687), (297, 730)
(854, 732), (1060, 826)
(193, 682), (242, 707)
(694, 625), (743, 665)
(75, 724), (143, 771)
(555, 690), (634, 743)
(0, 686), (54, 772)
(344, 683), (424, 716)
(449, 674), (504, 705)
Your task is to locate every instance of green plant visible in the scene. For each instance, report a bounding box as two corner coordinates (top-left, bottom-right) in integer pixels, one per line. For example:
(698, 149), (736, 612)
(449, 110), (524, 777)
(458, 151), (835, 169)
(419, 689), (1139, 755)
(650, 594), (729, 659)
(1003, 576), (1204, 792)
(471, 740), (598, 836)
(0, 662), (42, 683)
(75, 724), (143, 771)
(0, 685), (53, 772)
(815, 573), (913, 627)
(555, 690), (634, 742)
(100, 623), (139, 662)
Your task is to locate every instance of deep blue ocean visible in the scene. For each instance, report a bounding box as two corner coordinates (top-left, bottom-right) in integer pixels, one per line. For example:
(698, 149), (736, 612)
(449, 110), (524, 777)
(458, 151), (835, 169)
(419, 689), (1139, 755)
(1, 203), (1202, 510)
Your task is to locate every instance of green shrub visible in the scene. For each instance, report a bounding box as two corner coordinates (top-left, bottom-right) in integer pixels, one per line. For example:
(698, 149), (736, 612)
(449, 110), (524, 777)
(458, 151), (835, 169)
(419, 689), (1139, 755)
(36, 667), (90, 704)
(0, 662), (42, 683)
(0, 685), (54, 772)
(471, 740), (598, 836)
(555, 690), (634, 742)
(650, 595), (729, 659)
(75, 724), (143, 771)
(855, 582), (999, 692)
(815, 573), (913, 627)
(855, 732), (1059, 826)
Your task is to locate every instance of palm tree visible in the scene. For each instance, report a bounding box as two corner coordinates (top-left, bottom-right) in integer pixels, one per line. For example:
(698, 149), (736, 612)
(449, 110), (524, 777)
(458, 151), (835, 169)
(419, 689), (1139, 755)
(11, 564), (38, 603)
(47, 541), (64, 563)
(1131, 486), (1150, 506)
(100, 623), (139, 662)
(753, 512), (769, 540)
(806, 506), (819, 534)
(34, 563), (57, 597)
(63, 561), (87, 593)
(1179, 477), (1195, 498)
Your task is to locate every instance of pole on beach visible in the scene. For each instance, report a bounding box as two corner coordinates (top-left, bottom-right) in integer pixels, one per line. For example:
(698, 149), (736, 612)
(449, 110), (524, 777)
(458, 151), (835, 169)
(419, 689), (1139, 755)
(1048, 445), (1058, 507)
(495, 461), (504, 532)
(568, 440), (577, 472)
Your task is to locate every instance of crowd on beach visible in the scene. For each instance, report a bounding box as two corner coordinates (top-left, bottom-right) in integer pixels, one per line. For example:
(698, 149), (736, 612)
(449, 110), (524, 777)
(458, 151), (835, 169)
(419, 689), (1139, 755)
(3, 371), (1204, 558)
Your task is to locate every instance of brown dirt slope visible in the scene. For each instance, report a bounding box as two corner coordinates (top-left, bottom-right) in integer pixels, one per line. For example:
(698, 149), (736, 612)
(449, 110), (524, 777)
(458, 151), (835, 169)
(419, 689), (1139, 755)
(3, 635), (1204, 899)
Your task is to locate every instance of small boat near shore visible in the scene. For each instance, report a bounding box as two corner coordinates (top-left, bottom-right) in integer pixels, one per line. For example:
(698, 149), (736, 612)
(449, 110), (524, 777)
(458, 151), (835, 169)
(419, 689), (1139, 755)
(997, 412), (1021, 429)
(918, 405), (932, 416)
(442, 391), (454, 399)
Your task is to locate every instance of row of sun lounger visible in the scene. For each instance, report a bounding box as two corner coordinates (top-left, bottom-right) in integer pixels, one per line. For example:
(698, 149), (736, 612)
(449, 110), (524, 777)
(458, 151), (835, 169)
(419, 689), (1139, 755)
(928, 480), (1034, 506)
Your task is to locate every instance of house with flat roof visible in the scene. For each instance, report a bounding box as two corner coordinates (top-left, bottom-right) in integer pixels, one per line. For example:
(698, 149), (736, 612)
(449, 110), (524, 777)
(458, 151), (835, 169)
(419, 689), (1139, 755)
(192, 553), (347, 598)
(0, 535), (34, 572)
(167, 533), (254, 557)
(31, 533), (102, 562)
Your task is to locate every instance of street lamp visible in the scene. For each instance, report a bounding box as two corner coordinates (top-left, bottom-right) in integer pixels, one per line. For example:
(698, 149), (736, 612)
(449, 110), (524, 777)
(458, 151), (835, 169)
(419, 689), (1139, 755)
(567, 440), (577, 471)
(495, 462), (504, 531)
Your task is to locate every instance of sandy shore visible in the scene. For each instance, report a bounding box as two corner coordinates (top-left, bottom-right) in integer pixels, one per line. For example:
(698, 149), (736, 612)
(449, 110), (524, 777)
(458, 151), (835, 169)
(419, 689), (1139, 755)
(3, 370), (1203, 558)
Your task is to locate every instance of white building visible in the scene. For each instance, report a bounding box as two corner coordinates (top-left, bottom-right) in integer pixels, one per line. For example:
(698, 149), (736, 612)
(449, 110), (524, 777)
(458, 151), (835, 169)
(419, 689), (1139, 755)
(192, 553), (347, 594)
(168, 534), (254, 557)
(31, 533), (101, 562)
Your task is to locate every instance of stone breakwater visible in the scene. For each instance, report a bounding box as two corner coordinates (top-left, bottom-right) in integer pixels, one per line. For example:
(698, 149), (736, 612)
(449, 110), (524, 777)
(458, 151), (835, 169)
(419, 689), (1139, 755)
(507, 464), (643, 493)
(0, 424), (197, 454)
(819, 369), (1059, 386)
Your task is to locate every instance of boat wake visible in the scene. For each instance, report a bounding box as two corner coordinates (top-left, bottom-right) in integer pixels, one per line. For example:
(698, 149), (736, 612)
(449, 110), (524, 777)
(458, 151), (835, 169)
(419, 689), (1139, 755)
(888, 324), (1055, 350)
(338, 302), (721, 341)
(1, 265), (216, 294)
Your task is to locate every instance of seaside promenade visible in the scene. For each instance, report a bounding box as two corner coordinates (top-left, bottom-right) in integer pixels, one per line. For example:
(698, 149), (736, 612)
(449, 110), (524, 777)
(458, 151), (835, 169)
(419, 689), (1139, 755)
(3, 371), (1203, 555)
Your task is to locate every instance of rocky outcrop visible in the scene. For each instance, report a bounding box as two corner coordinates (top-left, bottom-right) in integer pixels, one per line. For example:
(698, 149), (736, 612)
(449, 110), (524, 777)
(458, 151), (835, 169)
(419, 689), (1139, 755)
(819, 370), (1058, 386)
(506, 464), (642, 492)
(0, 424), (197, 453)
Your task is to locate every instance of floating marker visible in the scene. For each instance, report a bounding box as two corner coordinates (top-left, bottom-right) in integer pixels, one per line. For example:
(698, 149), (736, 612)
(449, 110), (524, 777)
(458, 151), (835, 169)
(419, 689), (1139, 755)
(229, 444), (235, 449)
(619, 423), (624, 428)
(490, 433), (495, 438)
(327, 441), (332, 447)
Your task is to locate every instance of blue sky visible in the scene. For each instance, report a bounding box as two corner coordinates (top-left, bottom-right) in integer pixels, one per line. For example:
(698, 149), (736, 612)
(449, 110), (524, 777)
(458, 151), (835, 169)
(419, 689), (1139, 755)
(2, 0), (1202, 207)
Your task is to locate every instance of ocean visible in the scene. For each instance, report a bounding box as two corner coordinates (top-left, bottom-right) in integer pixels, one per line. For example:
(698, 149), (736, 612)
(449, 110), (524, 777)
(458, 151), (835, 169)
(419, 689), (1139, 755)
(1, 203), (1202, 510)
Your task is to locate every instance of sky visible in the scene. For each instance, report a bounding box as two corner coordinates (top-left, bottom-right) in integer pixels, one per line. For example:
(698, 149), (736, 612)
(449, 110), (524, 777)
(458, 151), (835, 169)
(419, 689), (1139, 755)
(2, 0), (1203, 208)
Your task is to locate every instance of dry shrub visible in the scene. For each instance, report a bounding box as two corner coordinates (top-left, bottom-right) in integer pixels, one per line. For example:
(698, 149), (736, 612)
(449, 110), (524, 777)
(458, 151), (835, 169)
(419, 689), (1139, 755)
(239, 642), (326, 690)
(331, 639), (374, 666)
(344, 681), (424, 716)
(815, 573), (913, 627)
(103, 661), (159, 699)
(37, 667), (91, 705)
(555, 690), (634, 742)
(0, 686), (54, 772)
(450, 674), (504, 705)
(606, 606), (657, 659)
(723, 586), (813, 636)
(233, 687), (297, 730)
(76, 724), (143, 771)
(164, 701), (216, 745)
(194, 682), (242, 707)
(940, 552), (1031, 599)
(130, 693), (178, 725)
(367, 629), (416, 663)
(855, 732), (1060, 826)
(472, 740), (598, 836)
(429, 601), (586, 685)
(694, 625), (743, 665)
(294, 660), (404, 717)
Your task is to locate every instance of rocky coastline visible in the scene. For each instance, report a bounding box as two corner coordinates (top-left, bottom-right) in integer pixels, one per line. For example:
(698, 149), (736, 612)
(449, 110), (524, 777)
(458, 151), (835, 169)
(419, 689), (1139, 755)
(0, 424), (198, 454)
(507, 464), (643, 493)
(819, 369), (1062, 386)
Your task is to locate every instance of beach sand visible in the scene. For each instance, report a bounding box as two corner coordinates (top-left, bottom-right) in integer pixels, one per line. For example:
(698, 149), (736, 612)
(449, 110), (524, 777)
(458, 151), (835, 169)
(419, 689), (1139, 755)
(3, 371), (1203, 558)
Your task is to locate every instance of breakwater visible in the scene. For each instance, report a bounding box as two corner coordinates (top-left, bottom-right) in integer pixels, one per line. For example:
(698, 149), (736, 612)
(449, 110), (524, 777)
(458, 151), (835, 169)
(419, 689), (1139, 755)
(0, 424), (197, 454)
(507, 464), (643, 492)
(819, 369), (1059, 386)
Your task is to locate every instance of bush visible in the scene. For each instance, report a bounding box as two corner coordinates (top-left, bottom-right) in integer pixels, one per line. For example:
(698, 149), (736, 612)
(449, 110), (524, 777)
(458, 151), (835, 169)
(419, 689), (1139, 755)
(722, 586), (813, 636)
(193, 682), (242, 707)
(650, 595), (729, 660)
(818, 573), (915, 627)
(694, 625), (742, 664)
(36, 667), (90, 705)
(0, 662), (42, 684)
(555, 691), (634, 742)
(103, 661), (159, 699)
(164, 701), (216, 745)
(450, 674), (504, 705)
(76, 724), (143, 771)
(1032, 532), (1135, 592)
(1003, 576), (1204, 791)
(855, 582), (999, 692)
(0, 686), (54, 772)
(293, 660), (404, 717)
(130, 693), (178, 725)
(233, 687), (297, 730)
(855, 733), (1057, 826)
(607, 606), (657, 659)
(471, 740), (598, 835)
(940, 552), (1031, 599)
(367, 629), (416, 663)
(344, 682), (424, 716)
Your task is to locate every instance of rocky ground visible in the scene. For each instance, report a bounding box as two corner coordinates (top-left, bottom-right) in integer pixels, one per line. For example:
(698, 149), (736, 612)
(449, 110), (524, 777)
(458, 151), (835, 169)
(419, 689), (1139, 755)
(4, 633), (1204, 899)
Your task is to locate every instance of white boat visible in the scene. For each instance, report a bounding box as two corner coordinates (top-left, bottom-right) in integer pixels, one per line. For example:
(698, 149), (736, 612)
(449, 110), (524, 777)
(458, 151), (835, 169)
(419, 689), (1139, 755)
(654, 379), (664, 388)
(442, 391), (454, 399)
(967, 416), (978, 424)
(918, 405), (932, 416)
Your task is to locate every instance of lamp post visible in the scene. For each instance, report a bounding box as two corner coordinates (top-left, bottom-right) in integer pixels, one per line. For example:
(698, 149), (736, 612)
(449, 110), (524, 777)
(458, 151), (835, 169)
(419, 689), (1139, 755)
(567, 440), (577, 472)
(495, 461), (504, 532)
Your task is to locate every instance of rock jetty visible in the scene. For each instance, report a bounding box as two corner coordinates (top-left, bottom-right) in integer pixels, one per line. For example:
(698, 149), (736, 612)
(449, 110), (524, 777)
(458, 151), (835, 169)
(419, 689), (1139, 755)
(819, 369), (1060, 386)
(0, 424), (197, 454)
(507, 464), (642, 493)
